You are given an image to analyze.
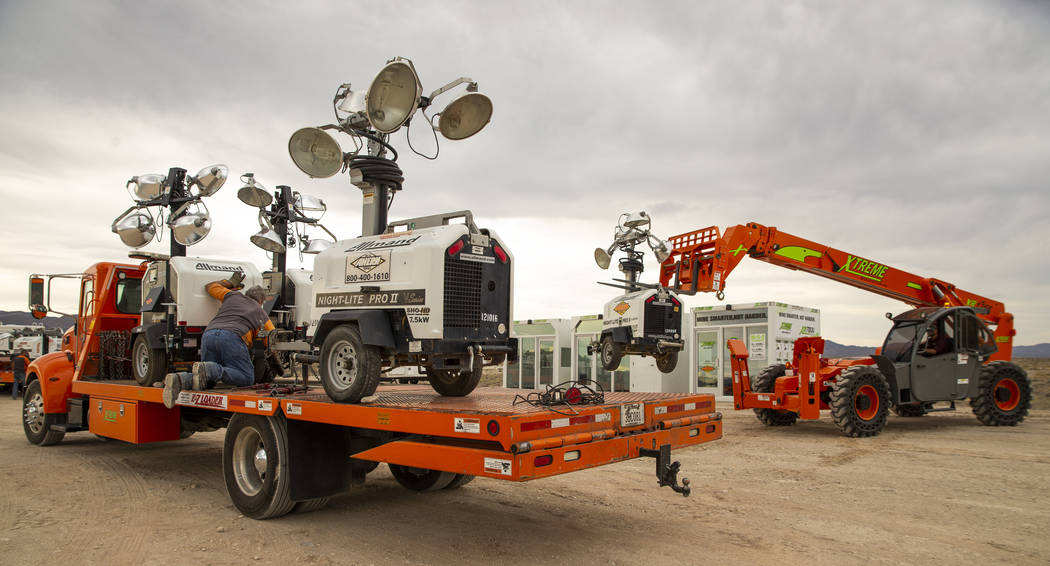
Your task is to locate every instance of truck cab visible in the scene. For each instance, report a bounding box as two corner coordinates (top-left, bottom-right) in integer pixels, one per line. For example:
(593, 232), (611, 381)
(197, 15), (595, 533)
(875, 306), (998, 406)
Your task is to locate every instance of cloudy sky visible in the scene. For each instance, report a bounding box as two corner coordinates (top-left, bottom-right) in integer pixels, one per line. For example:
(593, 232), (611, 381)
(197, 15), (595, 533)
(1, 0), (1047, 346)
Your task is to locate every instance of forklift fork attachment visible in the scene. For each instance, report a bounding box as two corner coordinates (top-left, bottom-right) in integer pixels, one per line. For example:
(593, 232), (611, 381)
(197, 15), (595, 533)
(639, 444), (691, 497)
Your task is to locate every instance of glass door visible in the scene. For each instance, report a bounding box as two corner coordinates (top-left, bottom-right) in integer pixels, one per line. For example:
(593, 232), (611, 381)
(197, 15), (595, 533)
(695, 329), (720, 395)
(722, 326), (744, 396)
(520, 337), (536, 389)
(538, 339), (554, 386)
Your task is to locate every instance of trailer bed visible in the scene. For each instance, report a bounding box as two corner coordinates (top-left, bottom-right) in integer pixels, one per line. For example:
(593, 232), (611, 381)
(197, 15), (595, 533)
(71, 379), (721, 483)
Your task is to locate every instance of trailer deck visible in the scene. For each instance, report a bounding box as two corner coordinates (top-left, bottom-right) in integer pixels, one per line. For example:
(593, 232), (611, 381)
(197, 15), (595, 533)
(70, 379), (721, 483)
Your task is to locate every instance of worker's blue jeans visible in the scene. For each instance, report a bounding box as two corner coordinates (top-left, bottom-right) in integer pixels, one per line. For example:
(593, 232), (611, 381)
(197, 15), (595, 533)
(200, 329), (254, 387)
(11, 372), (24, 400)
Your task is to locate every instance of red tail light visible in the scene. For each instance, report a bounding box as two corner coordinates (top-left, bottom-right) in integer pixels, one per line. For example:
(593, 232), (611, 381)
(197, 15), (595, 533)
(492, 244), (508, 264)
(487, 420), (500, 436)
(534, 455), (553, 467)
(185, 326), (204, 334)
(178, 321), (187, 326)
(447, 240), (465, 257)
(565, 386), (582, 404)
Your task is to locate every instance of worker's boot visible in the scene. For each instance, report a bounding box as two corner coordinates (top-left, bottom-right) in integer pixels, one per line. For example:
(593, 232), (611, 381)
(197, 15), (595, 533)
(191, 362), (219, 390)
(162, 372), (192, 409)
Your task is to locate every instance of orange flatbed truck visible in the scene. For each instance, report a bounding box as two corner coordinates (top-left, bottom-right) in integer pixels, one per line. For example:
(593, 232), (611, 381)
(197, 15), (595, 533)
(24, 260), (722, 519)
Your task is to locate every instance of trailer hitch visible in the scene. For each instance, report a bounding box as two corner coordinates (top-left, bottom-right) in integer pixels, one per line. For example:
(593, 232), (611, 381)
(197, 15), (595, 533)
(639, 444), (691, 497)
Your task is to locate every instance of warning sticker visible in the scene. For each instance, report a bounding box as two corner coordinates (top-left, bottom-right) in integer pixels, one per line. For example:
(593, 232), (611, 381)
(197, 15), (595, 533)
(286, 403), (302, 416)
(957, 353), (970, 365)
(345, 250), (391, 284)
(257, 400), (273, 412)
(454, 418), (481, 434)
(484, 457), (513, 476)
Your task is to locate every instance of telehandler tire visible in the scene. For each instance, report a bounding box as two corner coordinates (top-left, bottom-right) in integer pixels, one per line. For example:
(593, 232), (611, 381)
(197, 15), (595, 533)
(830, 366), (890, 438)
(971, 361), (1031, 426)
(319, 325), (381, 403)
(751, 364), (798, 427)
(600, 335), (624, 371)
(23, 380), (64, 446)
(388, 464), (457, 491)
(426, 364), (482, 397)
(656, 351), (679, 373)
(131, 335), (167, 386)
(223, 413), (296, 519)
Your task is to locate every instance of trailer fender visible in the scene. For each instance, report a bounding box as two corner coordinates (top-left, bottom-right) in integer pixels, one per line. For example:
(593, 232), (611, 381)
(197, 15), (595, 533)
(312, 310), (396, 350)
(27, 351), (78, 414)
(131, 323), (168, 350)
(603, 326), (632, 345)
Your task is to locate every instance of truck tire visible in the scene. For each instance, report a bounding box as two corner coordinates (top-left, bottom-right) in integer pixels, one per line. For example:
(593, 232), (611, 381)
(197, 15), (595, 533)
(892, 404), (927, 417)
(319, 325), (381, 403)
(292, 497), (330, 514)
(830, 366), (890, 438)
(223, 413), (296, 520)
(131, 335), (167, 386)
(971, 361), (1031, 426)
(600, 335), (624, 371)
(388, 464), (457, 491)
(22, 380), (64, 446)
(656, 351), (679, 373)
(445, 474), (476, 490)
(751, 364), (798, 427)
(426, 365), (482, 397)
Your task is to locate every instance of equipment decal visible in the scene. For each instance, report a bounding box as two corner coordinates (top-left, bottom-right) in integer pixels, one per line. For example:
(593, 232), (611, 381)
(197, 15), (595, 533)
(177, 391), (228, 410)
(460, 253), (494, 264)
(345, 251), (391, 283)
(454, 418), (480, 434)
(286, 403), (302, 416)
(613, 302), (631, 315)
(316, 289), (426, 307)
(484, 457), (512, 476)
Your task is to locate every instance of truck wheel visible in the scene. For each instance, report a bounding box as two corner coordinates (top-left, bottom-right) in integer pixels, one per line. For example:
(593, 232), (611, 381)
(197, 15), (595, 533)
(892, 404), (926, 417)
(445, 474), (475, 490)
(292, 497), (330, 514)
(751, 364), (798, 427)
(23, 380), (64, 446)
(319, 325), (381, 403)
(426, 364), (482, 396)
(223, 413), (296, 519)
(388, 464), (456, 491)
(830, 366), (890, 438)
(656, 351), (679, 373)
(600, 335), (623, 371)
(971, 361), (1031, 426)
(131, 335), (166, 386)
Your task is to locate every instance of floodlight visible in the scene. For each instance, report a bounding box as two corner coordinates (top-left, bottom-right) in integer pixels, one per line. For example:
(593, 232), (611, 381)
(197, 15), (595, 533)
(623, 212), (651, 229)
(192, 164), (228, 196)
(438, 92), (492, 140)
(366, 58), (422, 133)
(594, 247), (612, 270)
(288, 127), (343, 179)
(295, 192), (326, 212)
(251, 229), (286, 254)
(237, 175), (273, 208)
(171, 211), (212, 246)
(302, 239), (332, 254)
(112, 211), (156, 248)
(128, 174), (167, 201)
(652, 238), (671, 263)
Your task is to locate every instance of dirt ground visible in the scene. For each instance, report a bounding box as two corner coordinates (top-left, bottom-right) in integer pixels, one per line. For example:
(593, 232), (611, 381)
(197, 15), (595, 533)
(1, 361), (1047, 566)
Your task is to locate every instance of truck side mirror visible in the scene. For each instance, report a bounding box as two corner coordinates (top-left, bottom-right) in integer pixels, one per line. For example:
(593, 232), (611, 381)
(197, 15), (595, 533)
(29, 277), (47, 318)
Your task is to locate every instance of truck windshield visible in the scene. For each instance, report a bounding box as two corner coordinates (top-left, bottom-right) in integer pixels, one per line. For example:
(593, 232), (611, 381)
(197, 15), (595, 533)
(882, 322), (920, 362)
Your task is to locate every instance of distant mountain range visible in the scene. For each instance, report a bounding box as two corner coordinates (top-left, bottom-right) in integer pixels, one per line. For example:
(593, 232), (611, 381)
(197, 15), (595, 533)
(0, 311), (76, 331)
(823, 339), (1050, 358)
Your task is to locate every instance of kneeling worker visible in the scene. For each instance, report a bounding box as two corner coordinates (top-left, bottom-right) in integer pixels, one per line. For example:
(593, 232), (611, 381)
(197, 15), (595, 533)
(163, 277), (274, 408)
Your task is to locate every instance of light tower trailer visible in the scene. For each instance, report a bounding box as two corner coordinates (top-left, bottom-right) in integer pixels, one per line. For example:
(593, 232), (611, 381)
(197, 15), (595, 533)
(23, 261), (722, 519)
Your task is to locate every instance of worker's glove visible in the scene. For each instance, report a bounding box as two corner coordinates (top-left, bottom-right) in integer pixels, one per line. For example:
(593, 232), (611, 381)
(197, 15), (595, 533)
(267, 350), (285, 377)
